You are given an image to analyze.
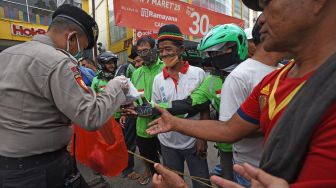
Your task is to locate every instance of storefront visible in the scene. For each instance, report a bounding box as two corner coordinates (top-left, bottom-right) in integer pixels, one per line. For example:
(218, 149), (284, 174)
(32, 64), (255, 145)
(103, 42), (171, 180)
(0, 0), (87, 52)
(0, 19), (48, 51)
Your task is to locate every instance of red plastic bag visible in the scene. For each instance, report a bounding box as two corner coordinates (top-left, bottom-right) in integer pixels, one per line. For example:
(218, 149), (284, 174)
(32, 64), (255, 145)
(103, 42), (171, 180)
(71, 117), (128, 177)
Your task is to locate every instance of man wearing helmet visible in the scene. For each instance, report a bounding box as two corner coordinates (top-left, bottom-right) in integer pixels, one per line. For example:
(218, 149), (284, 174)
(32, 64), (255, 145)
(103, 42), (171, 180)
(91, 51), (118, 92)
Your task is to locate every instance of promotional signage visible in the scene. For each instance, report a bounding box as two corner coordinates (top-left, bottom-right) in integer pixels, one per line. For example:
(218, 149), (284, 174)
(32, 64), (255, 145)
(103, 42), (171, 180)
(114, 0), (244, 37)
(11, 24), (47, 37)
(135, 29), (158, 40)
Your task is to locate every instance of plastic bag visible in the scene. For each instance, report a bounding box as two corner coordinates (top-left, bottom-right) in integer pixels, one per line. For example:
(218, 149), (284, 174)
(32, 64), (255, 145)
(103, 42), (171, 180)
(123, 79), (140, 105)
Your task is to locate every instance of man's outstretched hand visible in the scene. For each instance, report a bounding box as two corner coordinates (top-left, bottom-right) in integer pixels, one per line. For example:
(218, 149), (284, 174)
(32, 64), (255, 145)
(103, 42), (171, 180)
(152, 163), (188, 188)
(146, 106), (177, 135)
(211, 163), (289, 188)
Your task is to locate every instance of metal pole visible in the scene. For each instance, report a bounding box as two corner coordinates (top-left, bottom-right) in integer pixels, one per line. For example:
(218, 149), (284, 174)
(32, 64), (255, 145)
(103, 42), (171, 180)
(92, 0), (97, 58)
(25, 0), (30, 22)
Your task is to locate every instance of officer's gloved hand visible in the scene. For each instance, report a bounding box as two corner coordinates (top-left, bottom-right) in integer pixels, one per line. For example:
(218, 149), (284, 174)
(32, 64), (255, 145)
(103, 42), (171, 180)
(114, 75), (129, 94)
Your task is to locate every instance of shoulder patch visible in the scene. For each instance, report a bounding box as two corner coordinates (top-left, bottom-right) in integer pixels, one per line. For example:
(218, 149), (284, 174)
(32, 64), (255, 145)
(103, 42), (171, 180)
(71, 66), (90, 93)
(71, 66), (80, 75)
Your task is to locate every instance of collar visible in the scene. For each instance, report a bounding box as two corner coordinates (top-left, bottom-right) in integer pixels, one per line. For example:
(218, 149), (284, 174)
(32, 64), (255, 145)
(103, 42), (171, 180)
(163, 61), (189, 79)
(32, 34), (56, 48)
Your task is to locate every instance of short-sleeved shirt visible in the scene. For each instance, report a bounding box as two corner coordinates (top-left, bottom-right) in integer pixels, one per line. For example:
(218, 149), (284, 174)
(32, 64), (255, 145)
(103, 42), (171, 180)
(238, 61), (336, 186)
(220, 58), (280, 166)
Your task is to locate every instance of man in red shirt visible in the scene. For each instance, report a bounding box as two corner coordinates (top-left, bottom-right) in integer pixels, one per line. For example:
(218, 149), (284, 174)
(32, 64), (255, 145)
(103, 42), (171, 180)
(147, 0), (336, 187)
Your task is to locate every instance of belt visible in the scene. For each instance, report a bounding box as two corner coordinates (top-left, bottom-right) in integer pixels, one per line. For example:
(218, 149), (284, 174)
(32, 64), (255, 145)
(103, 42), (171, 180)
(0, 147), (68, 170)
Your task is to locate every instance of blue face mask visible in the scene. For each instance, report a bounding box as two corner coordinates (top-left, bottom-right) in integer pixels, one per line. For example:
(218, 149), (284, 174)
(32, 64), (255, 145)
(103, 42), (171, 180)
(66, 33), (83, 60)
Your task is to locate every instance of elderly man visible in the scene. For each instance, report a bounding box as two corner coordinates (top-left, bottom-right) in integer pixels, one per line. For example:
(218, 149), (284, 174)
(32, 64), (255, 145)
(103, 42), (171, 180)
(148, 0), (336, 187)
(0, 4), (128, 187)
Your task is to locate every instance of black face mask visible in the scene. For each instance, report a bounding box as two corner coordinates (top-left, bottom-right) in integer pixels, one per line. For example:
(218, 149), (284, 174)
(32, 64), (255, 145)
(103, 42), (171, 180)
(97, 62), (116, 80)
(98, 71), (115, 80)
(140, 49), (158, 66)
(210, 52), (237, 71)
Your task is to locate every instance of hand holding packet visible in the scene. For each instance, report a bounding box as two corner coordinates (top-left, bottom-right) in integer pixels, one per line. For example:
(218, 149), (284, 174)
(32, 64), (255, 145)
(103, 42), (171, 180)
(123, 79), (140, 105)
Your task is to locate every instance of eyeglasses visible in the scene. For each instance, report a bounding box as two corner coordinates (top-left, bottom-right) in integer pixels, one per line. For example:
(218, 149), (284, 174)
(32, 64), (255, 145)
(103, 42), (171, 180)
(134, 59), (143, 63)
(137, 49), (151, 56)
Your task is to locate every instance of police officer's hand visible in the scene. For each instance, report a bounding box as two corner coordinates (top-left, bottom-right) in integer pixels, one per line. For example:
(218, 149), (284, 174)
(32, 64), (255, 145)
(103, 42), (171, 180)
(113, 75), (129, 94)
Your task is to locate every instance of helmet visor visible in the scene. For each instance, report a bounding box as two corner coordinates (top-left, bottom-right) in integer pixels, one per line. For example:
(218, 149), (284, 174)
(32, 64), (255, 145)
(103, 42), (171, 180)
(203, 42), (236, 52)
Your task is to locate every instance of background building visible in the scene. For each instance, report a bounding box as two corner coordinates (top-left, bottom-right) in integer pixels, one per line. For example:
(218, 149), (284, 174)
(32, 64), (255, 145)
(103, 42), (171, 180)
(0, 0), (88, 51)
(191, 0), (259, 29)
(89, 0), (259, 64)
(0, 0), (259, 60)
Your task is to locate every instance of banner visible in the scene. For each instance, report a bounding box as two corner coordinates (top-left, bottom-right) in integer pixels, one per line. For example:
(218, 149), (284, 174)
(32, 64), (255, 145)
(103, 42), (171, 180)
(114, 0), (244, 37)
(135, 29), (158, 40)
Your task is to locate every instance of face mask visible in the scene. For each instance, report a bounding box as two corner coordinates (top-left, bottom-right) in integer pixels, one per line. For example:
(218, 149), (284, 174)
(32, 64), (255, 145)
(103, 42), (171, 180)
(161, 53), (179, 68)
(66, 33), (82, 60)
(210, 51), (237, 71)
(140, 49), (157, 66)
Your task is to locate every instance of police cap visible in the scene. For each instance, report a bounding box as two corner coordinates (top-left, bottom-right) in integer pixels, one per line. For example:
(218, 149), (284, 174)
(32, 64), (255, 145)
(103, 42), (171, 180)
(242, 0), (262, 11)
(52, 4), (99, 49)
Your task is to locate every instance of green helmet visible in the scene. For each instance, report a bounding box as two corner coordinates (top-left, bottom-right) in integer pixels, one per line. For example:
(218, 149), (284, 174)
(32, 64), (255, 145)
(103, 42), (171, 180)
(198, 24), (248, 62)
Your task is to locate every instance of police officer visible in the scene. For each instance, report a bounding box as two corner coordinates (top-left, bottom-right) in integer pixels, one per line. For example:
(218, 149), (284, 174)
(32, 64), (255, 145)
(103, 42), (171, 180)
(0, 4), (128, 187)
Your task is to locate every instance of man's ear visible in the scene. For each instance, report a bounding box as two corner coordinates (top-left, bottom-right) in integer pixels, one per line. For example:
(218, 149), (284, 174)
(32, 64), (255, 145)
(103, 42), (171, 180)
(312, 0), (328, 16)
(67, 31), (77, 42)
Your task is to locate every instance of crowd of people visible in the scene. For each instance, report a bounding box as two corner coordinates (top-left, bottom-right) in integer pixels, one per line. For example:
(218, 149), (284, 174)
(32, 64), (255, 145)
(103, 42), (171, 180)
(0, 0), (335, 188)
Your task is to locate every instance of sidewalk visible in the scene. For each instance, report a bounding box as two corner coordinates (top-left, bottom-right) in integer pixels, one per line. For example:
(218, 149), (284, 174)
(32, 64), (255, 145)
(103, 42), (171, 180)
(78, 142), (219, 188)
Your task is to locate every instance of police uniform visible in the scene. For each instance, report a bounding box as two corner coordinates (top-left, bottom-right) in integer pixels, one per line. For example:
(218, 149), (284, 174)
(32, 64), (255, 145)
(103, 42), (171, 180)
(0, 4), (126, 187)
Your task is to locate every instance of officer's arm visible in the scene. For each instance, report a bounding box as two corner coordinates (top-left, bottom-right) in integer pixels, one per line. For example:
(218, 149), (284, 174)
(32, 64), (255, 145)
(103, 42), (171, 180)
(46, 59), (126, 131)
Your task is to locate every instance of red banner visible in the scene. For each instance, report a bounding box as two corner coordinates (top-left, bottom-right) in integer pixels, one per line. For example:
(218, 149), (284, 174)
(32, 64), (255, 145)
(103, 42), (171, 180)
(114, 0), (244, 37)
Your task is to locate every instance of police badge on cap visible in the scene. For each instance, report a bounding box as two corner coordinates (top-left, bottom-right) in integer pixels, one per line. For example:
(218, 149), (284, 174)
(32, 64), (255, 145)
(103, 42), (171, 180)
(52, 4), (99, 49)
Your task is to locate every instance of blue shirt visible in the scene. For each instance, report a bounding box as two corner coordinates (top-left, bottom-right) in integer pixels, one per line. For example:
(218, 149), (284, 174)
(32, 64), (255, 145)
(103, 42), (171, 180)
(79, 66), (96, 86)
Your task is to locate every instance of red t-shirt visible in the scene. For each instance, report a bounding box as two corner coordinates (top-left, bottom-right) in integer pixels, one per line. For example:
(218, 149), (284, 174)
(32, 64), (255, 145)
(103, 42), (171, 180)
(238, 62), (336, 187)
